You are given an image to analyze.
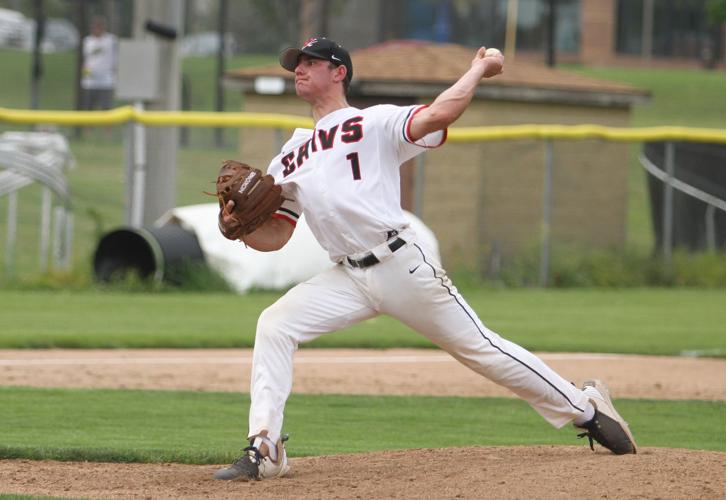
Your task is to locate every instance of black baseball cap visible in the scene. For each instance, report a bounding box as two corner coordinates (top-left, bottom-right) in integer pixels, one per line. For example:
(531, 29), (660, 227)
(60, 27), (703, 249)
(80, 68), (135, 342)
(280, 37), (353, 84)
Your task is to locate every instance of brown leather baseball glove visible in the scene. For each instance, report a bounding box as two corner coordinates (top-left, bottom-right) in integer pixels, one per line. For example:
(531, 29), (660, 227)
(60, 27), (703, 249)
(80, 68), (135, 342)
(214, 160), (284, 240)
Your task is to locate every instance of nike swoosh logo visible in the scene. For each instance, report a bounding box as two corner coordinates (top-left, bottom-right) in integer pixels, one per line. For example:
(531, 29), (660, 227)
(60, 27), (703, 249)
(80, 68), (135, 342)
(408, 264), (421, 274)
(331, 55), (342, 61)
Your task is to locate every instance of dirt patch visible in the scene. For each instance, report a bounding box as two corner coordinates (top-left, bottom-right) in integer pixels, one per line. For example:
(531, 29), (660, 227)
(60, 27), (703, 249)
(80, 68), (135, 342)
(2, 348), (725, 400)
(1, 348), (724, 499)
(1, 447), (724, 499)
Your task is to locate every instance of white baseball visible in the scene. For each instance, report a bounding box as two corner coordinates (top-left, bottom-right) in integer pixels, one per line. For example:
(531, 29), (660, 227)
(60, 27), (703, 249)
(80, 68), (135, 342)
(485, 48), (502, 57)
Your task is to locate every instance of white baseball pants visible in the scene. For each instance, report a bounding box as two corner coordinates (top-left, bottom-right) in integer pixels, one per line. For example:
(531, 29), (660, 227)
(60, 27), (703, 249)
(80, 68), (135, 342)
(247, 233), (590, 443)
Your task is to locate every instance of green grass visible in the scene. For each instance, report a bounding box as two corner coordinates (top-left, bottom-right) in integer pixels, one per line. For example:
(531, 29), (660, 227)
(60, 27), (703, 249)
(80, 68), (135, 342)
(0, 288), (724, 356)
(0, 387), (723, 464)
(0, 49), (276, 112)
(562, 65), (726, 129)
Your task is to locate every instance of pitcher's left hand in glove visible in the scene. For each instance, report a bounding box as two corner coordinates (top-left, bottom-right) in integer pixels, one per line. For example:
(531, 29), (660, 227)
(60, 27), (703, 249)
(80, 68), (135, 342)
(214, 160), (285, 240)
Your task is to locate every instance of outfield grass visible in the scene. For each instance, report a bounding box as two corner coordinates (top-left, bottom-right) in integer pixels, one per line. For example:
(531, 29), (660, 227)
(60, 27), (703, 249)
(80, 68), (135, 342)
(563, 65), (726, 129)
(0, 386), (723, 464)
(0, 288), (724, 356)
(0, 49), (276, 112)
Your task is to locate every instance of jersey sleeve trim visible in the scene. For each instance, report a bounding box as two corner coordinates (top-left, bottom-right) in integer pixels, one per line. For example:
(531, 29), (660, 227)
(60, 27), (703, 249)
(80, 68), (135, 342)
(272, 207), (299, 227)
(402, 104), (448, 149)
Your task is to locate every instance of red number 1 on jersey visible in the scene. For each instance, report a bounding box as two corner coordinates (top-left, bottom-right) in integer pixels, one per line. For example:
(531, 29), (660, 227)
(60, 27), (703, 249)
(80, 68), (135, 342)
(346, 152), (362, 180)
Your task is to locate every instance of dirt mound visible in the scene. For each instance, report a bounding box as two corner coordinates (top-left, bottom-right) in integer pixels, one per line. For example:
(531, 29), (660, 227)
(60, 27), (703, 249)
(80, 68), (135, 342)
(2, 446), (724, 499)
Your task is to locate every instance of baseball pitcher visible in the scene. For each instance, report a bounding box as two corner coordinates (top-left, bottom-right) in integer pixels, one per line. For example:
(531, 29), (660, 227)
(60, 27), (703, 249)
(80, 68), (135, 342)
(212, 37), (636, 482)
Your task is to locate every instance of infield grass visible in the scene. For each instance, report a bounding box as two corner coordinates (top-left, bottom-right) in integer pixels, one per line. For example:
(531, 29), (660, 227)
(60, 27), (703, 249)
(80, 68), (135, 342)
(1, 288), (724, 356)
(0, 387), (723, 464)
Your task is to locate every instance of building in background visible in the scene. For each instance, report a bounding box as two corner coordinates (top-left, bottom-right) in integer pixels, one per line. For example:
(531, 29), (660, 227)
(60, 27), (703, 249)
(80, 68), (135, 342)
(1, 0), (722, 67)
(316, 0), (725, 69)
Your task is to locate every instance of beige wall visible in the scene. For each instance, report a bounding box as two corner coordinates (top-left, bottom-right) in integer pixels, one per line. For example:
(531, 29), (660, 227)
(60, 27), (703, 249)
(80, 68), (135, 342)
(423, 100), (631, 271)
(238, 95), (311, 171)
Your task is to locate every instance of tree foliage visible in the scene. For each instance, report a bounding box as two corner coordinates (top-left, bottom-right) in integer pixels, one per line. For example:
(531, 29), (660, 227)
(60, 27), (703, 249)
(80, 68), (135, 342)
(707, 0), (726, 24)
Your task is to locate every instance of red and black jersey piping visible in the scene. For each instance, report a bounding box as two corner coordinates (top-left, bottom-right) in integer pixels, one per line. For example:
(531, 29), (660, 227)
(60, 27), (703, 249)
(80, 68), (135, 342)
(402, 105), (448, 148)
(273, 207), (299, 226)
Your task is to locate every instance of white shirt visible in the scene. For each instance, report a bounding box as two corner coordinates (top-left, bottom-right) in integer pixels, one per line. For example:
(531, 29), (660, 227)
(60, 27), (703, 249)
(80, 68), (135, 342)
(82, 33), (117, 89)
(268, 104), (446, 263)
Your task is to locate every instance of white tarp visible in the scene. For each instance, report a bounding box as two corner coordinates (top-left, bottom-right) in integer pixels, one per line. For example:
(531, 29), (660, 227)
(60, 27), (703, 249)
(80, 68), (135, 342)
(156, 203), (440, 294)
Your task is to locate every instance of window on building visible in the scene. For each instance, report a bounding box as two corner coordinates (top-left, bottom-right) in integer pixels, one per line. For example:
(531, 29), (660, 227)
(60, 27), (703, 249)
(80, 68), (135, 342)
(401, 0), (580, 53)
(616, 0), (722, 59)
(616, 0), (644, 54)
(511, 0), (581, 53)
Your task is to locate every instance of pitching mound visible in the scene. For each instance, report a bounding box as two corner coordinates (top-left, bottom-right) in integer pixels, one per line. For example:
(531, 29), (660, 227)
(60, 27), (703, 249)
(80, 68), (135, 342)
(2, 446), (725, 499)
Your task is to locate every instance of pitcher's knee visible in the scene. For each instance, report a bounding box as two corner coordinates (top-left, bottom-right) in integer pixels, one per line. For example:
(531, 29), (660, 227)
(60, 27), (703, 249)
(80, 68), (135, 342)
(256, 305), (297, 348)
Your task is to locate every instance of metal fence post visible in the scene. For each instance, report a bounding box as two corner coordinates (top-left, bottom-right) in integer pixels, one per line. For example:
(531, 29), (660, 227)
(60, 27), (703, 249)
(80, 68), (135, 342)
(540, 139), (554, 287)
(62, 210), (73, 269)
(5, 191), (17, 278)
(705, 204), (716, 251)
(662, 141), (675, 264)
(130, 101), (147, 228)
(39, 186), (51, 272)
(51, 205), (63, 269)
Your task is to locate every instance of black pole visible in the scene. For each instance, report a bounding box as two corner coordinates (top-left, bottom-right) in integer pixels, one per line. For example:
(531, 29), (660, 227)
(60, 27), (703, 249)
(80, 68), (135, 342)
(214, 0), (228, 148)
(320, 0), (330, 36)
(180, 0), (192, 147)
(546, 0), (556, 67)
(74, 0), (89, 138)
(30, 0), (45, 110)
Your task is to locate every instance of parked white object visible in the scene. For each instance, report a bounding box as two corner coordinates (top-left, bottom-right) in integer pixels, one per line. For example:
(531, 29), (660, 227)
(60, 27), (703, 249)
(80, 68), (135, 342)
(157, 203), (440, 294)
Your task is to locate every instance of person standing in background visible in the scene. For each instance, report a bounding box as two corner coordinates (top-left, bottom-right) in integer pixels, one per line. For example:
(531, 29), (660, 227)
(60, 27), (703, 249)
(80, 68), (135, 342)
(81, 15), (117, 136)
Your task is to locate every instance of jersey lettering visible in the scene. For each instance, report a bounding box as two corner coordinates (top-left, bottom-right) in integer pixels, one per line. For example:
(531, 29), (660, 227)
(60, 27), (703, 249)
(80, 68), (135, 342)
(341, 116), (363, 143)
(279, 116), (368, 178)
(296, 140), (310, 167)
(317, 125), (338, 150)
(310, 130), (318, 152)
(281, 151), (296, 177)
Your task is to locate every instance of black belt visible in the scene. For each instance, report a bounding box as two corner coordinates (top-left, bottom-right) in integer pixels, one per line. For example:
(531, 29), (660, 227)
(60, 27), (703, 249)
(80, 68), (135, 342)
(346, 236), (406, 269)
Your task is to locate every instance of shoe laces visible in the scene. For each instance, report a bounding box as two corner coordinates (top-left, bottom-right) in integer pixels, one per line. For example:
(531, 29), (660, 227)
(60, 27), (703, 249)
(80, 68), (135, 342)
(577, 430), (595, 451)
(232, 445), (262, 466)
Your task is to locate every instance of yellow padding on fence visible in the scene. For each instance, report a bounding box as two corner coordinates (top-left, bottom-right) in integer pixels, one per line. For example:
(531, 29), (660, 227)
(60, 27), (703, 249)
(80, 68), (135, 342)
(0, 106), (314, 129)
(448, 124), (726, 143)
(1, 107), (725, 143)
(0, 106), (135, 126)
(138, 110), (313, 128)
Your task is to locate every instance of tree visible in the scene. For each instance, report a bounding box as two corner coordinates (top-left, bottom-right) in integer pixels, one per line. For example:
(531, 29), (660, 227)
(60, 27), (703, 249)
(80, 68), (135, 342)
(703, 0), (726, 69)
(706, 0), (726, 25)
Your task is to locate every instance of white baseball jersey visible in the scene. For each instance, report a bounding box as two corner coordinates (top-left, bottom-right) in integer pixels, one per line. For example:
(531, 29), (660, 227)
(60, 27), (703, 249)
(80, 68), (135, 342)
(82, 33), (117, 90)
(267, 104), (445, 262)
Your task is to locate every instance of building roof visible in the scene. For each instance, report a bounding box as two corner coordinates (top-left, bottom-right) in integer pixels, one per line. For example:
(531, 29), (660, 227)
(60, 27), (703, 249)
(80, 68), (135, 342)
(225, 40), (650, 108)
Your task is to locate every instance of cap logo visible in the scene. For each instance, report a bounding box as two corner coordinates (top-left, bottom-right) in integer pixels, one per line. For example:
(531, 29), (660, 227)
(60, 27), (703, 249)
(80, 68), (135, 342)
(302, 38), (318, 49)
(331, 54), (341, 62)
